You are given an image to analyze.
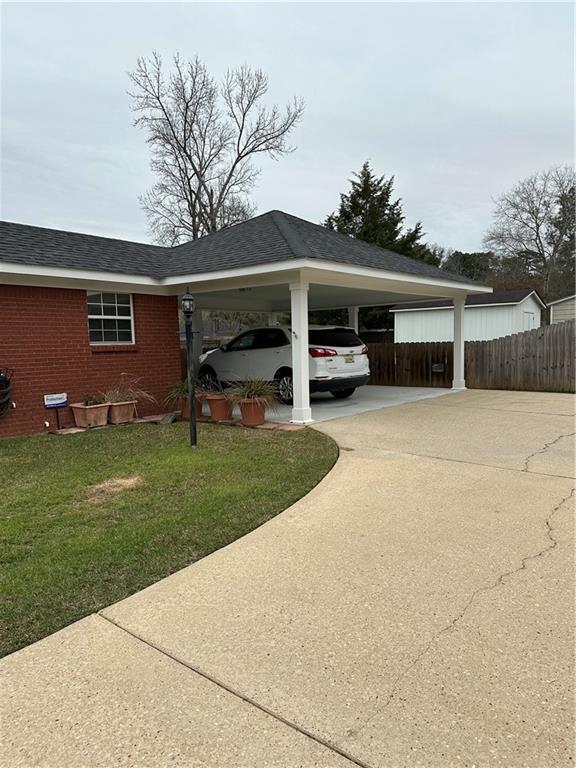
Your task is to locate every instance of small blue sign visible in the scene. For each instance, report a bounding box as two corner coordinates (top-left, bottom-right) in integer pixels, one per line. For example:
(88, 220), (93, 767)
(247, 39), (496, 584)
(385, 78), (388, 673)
(44, 393), (68, 409)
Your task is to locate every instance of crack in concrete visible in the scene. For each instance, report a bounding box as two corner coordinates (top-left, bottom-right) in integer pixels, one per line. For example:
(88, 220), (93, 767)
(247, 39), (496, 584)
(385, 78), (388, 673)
(99, 613), (373, 768)
(523, 431), (575, 473)
(350, 486), (575, 739)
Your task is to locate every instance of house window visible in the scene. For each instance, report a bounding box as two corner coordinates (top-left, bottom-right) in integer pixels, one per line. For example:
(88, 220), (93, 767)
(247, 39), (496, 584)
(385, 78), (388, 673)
(87, 292), (134, 344)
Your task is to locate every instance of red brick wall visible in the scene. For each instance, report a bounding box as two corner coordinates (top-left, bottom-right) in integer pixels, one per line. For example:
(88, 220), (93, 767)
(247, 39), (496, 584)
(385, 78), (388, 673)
(0, 285), (182, 437)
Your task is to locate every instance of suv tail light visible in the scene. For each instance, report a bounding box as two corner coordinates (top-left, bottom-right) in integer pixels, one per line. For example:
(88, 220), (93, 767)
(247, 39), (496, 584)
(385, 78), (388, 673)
(361, 346), (368, 355)
(309, 346), (337, 358)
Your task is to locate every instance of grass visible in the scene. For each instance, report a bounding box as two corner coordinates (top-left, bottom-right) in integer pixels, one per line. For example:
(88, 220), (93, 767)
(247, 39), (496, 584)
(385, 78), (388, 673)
(0, 422), (337, 657)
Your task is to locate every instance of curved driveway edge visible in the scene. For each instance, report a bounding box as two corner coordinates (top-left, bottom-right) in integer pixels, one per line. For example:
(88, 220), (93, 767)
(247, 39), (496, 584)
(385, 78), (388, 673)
(2, 389), (574, 767)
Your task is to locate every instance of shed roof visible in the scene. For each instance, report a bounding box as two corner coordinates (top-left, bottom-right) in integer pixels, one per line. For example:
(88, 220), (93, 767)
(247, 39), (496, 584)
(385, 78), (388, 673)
(0, 210), (481, 286)
(391, 289), (545, 311)
(547, 294), (575, 306)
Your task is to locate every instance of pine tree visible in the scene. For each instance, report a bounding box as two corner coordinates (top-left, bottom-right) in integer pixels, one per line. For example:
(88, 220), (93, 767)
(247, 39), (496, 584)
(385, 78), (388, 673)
(441, 250), (498, 283)
(325, 162), (437, 265)
(546, 185), (575, 301)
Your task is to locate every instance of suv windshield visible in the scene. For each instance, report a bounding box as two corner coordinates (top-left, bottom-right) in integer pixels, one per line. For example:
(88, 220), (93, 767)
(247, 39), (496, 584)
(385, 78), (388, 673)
(308, 328), (363, 347)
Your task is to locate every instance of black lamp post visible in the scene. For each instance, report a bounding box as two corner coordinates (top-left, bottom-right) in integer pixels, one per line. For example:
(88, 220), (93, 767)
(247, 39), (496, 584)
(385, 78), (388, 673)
(181, 289), (197, 448)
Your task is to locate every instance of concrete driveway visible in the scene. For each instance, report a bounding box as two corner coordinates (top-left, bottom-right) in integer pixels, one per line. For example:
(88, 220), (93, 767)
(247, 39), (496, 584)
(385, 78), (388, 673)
(2, 389), (574, 767)
(273, 384), (451, 423)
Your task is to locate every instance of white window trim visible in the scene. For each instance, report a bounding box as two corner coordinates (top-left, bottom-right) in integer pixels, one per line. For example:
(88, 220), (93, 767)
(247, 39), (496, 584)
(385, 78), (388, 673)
(87, 292), (135, 345)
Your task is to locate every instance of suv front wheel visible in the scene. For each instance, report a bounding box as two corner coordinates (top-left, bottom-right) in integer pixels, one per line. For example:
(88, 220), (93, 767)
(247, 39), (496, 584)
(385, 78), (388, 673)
(275, 370), (293, 405)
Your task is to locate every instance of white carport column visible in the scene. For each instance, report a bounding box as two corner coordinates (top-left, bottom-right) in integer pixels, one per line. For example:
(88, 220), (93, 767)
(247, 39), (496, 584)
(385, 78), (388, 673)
(347, 306), (359, 333)
(290, 280), (313, 424)
(452, 296), (466, 390)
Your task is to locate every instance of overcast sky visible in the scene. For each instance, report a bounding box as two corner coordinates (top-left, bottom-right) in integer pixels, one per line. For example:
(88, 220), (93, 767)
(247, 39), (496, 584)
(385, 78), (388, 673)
(1, 2), (573, 251)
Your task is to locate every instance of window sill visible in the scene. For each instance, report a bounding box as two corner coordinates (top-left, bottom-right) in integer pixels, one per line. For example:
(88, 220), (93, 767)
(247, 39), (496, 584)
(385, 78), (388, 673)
(90, 345), (139, 354)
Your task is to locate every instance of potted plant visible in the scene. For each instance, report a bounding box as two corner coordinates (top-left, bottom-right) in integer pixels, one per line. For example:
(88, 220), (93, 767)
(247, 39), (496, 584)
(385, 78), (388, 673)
(205, 382), (234, 422)
(70, 395), (110, 428)
(228, 378), (277, 427)
(164, 380), (205, 420)
(103, 374), (156, 425)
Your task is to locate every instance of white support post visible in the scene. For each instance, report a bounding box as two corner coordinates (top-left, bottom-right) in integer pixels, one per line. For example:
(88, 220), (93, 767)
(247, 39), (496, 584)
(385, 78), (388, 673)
(452, 296), (466, 390)
(290, 280), (313, 424)
(347, 306), (359, 333)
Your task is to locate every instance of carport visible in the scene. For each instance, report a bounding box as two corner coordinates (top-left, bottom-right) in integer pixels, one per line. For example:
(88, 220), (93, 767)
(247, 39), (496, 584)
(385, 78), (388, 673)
(1, 210), (492, 427)
(161, 211), (492, 423)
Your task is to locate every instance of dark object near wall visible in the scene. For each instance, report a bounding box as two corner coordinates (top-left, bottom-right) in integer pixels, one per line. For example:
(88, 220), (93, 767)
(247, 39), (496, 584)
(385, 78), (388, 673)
(0, 369), (14, 418)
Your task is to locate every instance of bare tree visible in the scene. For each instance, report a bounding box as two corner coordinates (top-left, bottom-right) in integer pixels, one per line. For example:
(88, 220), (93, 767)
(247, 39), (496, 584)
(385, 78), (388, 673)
(128, 53), (304, 245)
(484, 166), (575, 298)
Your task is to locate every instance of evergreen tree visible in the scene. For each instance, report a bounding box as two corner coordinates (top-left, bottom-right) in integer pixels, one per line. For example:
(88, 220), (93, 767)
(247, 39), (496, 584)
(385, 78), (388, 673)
(546, 185), (575, 301)
(441, 250), (498, 283)
(325, 161), (437, 265)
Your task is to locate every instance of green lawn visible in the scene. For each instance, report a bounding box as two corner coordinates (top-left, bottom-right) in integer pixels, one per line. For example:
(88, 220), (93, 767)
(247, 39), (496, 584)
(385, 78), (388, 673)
(0, 423), (337, 657)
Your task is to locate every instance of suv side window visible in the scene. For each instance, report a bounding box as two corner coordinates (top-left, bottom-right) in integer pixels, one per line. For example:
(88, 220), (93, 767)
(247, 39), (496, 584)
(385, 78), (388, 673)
(253, 329), (289, 349)
(228, 331), (257, 351)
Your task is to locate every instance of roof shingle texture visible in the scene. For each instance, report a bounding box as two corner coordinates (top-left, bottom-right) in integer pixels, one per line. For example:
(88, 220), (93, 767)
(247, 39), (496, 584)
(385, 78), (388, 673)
(0, 211), (480, 286)
(392, 289), (539, 310)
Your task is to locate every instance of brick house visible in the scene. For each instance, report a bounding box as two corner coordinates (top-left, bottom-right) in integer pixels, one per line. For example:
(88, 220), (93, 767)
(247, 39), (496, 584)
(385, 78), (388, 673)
(0, 211), (490, 436)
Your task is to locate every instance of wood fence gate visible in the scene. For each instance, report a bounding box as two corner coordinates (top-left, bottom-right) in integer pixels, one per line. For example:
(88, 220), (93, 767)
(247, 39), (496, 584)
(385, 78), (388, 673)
(367, 320), (575, 393)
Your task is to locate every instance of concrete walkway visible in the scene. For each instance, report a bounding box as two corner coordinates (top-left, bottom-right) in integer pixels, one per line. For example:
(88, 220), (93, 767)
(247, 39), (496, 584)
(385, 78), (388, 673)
(2, 390), (574, 767)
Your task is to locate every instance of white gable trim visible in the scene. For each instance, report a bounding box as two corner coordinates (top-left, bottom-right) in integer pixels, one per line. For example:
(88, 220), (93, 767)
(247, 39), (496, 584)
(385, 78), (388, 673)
(548, 294), (576, 306)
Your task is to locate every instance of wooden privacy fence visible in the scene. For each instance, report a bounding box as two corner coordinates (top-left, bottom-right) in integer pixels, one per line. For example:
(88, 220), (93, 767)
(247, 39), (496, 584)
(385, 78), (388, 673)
(367, 320), (575, 393)
(367, 341), (453, 388)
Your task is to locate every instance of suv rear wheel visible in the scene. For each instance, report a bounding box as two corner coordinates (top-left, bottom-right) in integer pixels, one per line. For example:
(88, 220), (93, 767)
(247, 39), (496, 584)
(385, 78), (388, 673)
(275, 369), (293, 405)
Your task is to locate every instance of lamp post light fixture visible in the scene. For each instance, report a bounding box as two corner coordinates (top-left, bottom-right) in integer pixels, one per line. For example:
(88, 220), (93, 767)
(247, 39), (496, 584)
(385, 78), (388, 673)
(181, 288), (197, 448)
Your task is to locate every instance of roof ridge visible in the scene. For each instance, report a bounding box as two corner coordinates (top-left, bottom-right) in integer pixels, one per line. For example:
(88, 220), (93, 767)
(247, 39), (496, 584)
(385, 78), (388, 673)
(269, 211), (309, 258)
(169, 209), (283, 252)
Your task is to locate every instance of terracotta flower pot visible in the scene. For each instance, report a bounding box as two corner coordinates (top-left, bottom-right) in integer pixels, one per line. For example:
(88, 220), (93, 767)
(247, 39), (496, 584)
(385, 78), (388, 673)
(70, 402), (110, 428)
(181, 396), (203, 420)
(239, 399), (266, 427)
(206, 394), (233, 422)
(108, 400), (137, 425)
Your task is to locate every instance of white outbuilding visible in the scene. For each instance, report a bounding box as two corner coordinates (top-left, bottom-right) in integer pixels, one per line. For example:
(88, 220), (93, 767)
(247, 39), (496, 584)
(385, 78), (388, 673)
(548, 294), (576, 325)
(391, 289), (545, 343)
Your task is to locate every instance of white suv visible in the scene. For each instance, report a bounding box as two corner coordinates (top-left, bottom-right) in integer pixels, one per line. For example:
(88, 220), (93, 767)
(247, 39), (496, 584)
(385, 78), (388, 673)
(198, 326), (370, 404)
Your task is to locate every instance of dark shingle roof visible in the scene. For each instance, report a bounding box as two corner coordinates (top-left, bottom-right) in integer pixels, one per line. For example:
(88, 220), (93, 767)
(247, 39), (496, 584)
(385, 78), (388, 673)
(166, 211), (479, 285)
(0, 211), (481, 287)
(0, 220), (166, 277)
(392, 289), (544, 311)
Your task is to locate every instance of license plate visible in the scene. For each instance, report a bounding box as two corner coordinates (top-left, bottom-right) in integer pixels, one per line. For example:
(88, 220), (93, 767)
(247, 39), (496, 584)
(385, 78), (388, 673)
(344, 354), (354, 363)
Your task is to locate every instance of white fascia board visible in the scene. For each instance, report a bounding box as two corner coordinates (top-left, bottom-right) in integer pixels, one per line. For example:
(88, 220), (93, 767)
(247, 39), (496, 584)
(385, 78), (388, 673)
(547, 294), (575, 306)
(1, 257), (492, 296)
(162, 258), (492, 295)
(0, 262), (161, 289)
